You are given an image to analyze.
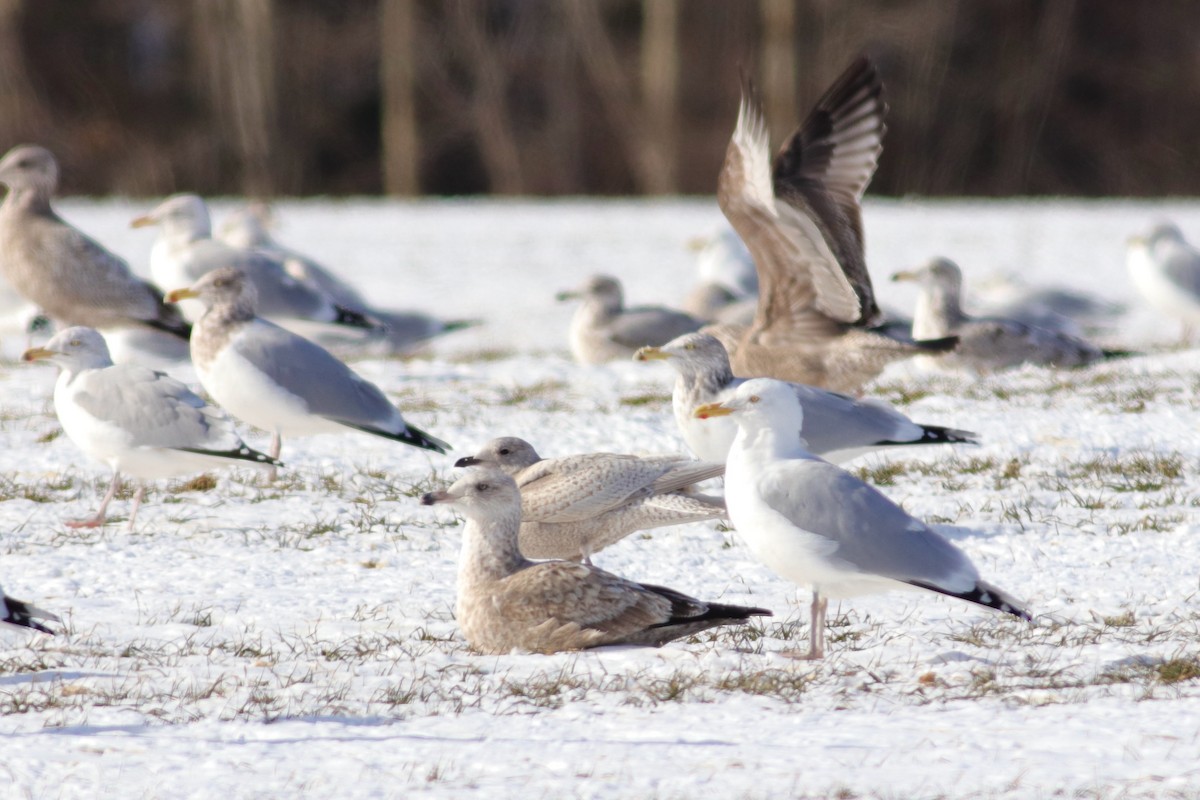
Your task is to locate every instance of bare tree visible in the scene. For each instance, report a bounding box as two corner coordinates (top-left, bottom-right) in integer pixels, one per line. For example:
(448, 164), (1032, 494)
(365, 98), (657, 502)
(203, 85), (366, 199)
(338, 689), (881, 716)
(758, 0), (796, 143)
(641, 0), (680, 192)
(380, 0), (421, 196)
(0, 0), (50, 147)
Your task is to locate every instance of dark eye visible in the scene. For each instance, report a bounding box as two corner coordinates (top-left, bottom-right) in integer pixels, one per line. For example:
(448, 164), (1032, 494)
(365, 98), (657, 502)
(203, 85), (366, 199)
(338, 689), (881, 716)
(684, 343), (695, 350)
(213, 278), (228, 288)
(498, 448), (510, 456)
(476, 482), (489, 491)
(749, 395), (760, 403)
(69, 339), (81, 347)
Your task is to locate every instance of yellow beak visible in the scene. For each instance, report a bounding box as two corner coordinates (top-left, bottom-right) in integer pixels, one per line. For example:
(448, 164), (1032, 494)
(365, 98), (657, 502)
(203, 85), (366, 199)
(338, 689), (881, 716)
(130, 214), (157, 229)
(891, 270), (919, 283)
(165, 287), (199, 303)
(21, 346), (56, 362)
(634, 346), (669, 362)
(693, 401), (733, 419)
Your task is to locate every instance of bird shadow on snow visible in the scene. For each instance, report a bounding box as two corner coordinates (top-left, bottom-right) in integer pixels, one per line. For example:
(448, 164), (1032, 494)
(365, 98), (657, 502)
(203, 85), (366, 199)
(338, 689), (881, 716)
(0, 669), (112, 687)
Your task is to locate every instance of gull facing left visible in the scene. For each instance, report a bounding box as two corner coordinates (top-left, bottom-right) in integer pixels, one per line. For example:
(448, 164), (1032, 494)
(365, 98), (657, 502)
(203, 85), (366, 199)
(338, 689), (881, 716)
(696, 378), (1030, 660)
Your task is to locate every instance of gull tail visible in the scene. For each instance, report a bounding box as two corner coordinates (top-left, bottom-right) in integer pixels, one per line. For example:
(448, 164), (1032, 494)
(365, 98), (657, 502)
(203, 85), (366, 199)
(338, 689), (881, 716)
(1101, 347), (1140, 361)
(2, 593), (60, 635)
(880, 425), (979, 448)
(913, 335), (959, 354)
(145, 316), (193, 342)
(334, 305), (387, 332)
(622, 582), (772, 647)
(176, 443), (283, 468)
(909, 578), (1032, 622)
(442, 318), (483, 334)
(348, 421), (450, 454)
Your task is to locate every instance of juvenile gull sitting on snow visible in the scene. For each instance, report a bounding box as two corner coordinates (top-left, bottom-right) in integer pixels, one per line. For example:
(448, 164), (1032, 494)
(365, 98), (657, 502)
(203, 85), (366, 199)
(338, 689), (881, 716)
(166, 267), (449, 465)
(22, 326), (280, 530)
(420, 467), (770, 654)
(696, 378), (1030, 660)
(636, 332), (977, 464)
(1, 583), (59, 635)
(454, 436), (725, 562)
(0, 145), (190, 340)
(892, 258), (1120, 372)
(1126, 222), (1200, 343)
(556, 274), (703, 364)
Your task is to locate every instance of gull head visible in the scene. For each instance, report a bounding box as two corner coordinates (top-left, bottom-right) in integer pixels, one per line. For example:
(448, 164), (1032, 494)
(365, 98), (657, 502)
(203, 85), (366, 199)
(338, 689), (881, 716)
(556, 274), (624, 311)
(166, 266), (257, 311)
(891, 257), (963, 291)
(694, 377), (803, 429)
(22, 326), (113, 371)
(131, 193), (212, 238)
(0, 144), (59, 195)
(419, 467), (521, 515)
(217, 203), (274, 249)
(453, 437), (541, 474)
(636, 332), (731, 376)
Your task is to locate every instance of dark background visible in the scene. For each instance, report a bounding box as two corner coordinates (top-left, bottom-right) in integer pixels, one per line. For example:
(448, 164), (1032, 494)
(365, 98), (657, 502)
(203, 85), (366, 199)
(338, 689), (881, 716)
(2, 0), (1195, 198)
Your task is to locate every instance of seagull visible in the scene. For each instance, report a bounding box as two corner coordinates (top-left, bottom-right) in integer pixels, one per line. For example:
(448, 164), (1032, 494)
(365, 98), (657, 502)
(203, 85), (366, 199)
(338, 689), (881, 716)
(636, 332), (977, 464)
(683, 226), (759, 324)
(165, 266), (449, 466)
(971, 271), (1125, 338)
(132, 194), (380, 332)
(420, 467), (770, 654)
(556, 274), (703, 364)
(22, 326), (281, 529)
(453, 436), (726, 562)
(1126, 222), (1200, 343)
(695, 377), (1030, 660)
(1, 584), (59, 635)
(0, 144), (190, 340)
(892, 258), (1123, 372)
(713, 57), (956, 393)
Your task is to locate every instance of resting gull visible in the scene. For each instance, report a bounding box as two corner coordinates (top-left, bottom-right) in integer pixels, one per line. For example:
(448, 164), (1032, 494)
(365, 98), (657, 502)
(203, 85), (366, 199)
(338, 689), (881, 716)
(0, 145), (190, 340)
(713, 57), (956, 393)
(636, 332), (977, 464)
(454, 436), (725, 562)
(695, 378), (1030, 660)
(556, 274), (703, 364)
(23, 326), (281, 529)
(1126, 222), (1200, 343)
(892, 258), (1121, 372)
(166, 267), (449, 466)
(420, 467), (770, 654)
(1, 583), (59, 635)
(683, 226), (759, 324)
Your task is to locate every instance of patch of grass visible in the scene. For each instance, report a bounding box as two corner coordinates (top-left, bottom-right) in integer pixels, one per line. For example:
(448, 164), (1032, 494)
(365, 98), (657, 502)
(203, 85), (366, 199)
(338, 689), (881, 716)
(172, 473), (218, 493)
(619, 393), (669, 407)
(1157, 658), (1200, 684)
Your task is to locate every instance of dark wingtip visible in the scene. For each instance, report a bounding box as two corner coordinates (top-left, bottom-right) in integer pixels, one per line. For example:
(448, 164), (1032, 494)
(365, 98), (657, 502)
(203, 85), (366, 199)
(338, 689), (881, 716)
(914, 335), (959, 354)
(334, 305), (385, 332)
(418, 492), (436, 506)
(443, 319), (483, 333)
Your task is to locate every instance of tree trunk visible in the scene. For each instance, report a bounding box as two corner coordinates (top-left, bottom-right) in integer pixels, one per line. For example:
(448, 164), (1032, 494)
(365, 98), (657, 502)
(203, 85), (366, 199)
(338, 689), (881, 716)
(640, 0), (680, 193)
(380, 0), (421, 196)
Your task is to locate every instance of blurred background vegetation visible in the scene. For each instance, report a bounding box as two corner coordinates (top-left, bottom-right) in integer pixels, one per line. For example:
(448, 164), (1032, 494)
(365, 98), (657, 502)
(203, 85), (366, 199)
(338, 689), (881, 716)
(1, 0), (1195, 198)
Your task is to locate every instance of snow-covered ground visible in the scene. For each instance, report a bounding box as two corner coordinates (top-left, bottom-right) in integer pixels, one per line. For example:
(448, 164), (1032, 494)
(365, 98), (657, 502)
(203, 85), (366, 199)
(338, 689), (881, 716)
(3, 197), (1200, 799)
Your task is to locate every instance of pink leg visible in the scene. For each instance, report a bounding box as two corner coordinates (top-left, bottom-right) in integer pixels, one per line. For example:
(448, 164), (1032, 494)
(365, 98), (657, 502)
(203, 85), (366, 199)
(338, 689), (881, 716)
(67, 471), (121, 529)
(126, 486), (146, 531)
(808, 592), (828, 660)
(267, 432), (282, 481)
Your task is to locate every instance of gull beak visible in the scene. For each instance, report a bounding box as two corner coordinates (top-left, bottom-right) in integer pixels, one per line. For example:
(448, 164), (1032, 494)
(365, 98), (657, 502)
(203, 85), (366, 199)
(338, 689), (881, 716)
(453, 456), (482, 468)
(419, 489), (455, 506)
(684, 235), (708, 252)
(129, 213), (158, 229)
(555, 290), (580, 302)
(693, 401), (733, 419)
(634, 346), (669, 362)
(1127, 234), (1146, 247)
(20, 346), (57, 362)
(165, 287), (199, 303)
(891, 270), (918, 283)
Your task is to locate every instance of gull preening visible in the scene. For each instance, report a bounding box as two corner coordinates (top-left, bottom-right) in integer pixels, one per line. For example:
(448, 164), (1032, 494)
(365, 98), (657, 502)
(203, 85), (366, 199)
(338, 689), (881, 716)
(1126, 222), (1200, 343)
(454, 436), (725, 562)
(0, 145), (190, 341)
(712, 58), (956, 393)
(167, 267), (449, 465)
(636, 332), (977, 464)
(1, 583), (59, 635)
(695, 378), (1030, 660)
(420, 467), (770, 654)
(23, 326), (281, 529)
(557, 274), (703, 364)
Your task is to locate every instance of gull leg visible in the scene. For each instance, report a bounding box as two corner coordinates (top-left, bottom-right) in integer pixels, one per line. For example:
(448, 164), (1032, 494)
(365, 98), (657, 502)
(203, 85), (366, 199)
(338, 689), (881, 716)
(126, 485), (146, 531)
(808, 592), (828, 660)
(267, 432), (282, 481)
(67, 471), (121, 529)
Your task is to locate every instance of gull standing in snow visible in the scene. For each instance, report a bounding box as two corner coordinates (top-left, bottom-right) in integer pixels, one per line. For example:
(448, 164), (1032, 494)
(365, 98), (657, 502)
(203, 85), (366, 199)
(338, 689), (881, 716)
(892, 258), (1121, 372)
(695, 378), (1030, 660)
(1, 583), (59, 635)
(556, 274), (703, 364)
(22, 326), (281, 530)
(0, 145), (190, 341)
(636, 332), (977, 464)
(132, 194), (380, 333)
(166, 267), (449, 466)
(712, 58), (956, 393)
(1126, 222), (1200, 343)
(420, 467), (770, 654)
(454, 436), (725, 562)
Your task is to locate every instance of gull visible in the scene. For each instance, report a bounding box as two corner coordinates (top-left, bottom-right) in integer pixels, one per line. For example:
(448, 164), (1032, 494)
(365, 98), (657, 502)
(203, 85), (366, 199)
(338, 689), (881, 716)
(695, 378), (1030, 660)
(1126, 222), (1200, 343)
(454, 436), (726, 562)
(166, 266), (449, 465)
(0, 145), (190, 340)
(132, 194), (380, 332)
(683, 226), (759, 325)
(971, 271), (1125, 338)
(1, 583), (59, 635)
(420, 467), (770, 654)
(556, 274), (703, 364)
(636, 332), (977, 464)
(714, 57), (956, 393)
(892, 258), (1122, 372)
(22, 326), (280, 530)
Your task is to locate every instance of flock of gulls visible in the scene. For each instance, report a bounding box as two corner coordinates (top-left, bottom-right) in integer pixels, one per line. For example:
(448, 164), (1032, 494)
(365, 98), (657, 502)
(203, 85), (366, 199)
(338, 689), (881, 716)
(0, 56), (1195, 659)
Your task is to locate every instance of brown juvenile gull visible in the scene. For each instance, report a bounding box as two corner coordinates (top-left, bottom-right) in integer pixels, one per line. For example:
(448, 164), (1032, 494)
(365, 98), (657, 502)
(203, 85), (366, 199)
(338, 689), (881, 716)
(714, 58), (956, 393)
(1, 583), (59, 635)
(0, 145), (190, 340)
(166, 267), (449, 466)
(556, 274), (703, 364)
(636, 332), (977, 464)
(891, 258), (1125, 373)
(453, 436), (726, 562)
(22, 326), (281, 530)
(696, 378), (1031, 660)
(1126, 222), (1200, 343)
(420, 467), (770, 654)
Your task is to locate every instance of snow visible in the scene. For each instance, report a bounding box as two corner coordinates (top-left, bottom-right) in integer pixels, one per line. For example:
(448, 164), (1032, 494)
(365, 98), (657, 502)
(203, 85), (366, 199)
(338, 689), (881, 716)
(3, 196), (1200, 798)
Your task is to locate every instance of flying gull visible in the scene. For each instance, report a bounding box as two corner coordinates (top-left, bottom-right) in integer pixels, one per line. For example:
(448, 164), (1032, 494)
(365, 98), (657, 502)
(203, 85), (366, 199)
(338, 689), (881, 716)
(23, 326), (280, 529)
(454, 436), (725, 562)
(1126, 222), (1200, 343)
(0, 145), (190, 340)
(713, 57), (956, 393)
(420, 467), (770, 654)
(695, 378), (1030, 660)
(636, 332), (977, 464)
(1, 584), (59, 635)
(166, 267), (449, 467)
(557, 274), (703, 364)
